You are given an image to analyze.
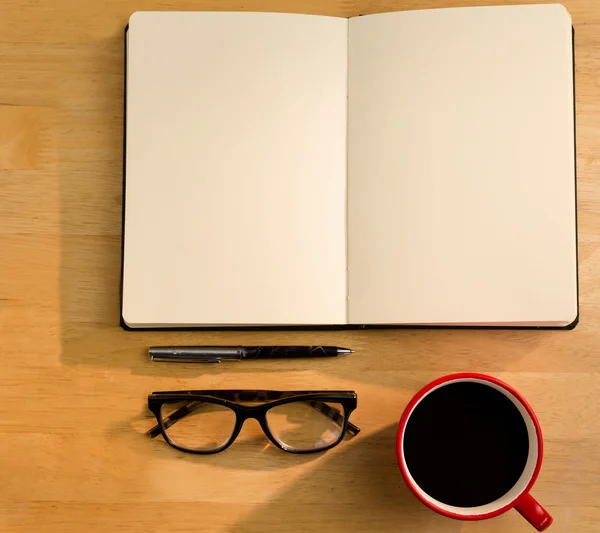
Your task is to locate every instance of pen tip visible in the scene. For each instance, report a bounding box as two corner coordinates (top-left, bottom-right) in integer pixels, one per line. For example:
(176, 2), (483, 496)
(337, 348), (354, 354)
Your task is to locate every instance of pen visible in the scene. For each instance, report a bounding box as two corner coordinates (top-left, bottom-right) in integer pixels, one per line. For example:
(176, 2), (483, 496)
(149, 345), (354, 363)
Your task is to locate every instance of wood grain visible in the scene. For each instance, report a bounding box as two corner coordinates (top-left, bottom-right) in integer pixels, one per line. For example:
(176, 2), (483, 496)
(0, 1), (598, 532)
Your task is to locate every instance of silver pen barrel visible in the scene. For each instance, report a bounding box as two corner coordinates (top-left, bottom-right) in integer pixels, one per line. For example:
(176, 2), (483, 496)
(149, 346), (243, 363)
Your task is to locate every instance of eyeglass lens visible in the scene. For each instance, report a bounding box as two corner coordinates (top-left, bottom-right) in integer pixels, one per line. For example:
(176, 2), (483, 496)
(266, 401), (346, 451)
(160, 401), (236, 451)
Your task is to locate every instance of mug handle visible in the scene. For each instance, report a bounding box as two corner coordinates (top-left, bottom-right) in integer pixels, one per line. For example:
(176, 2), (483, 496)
(515, 493), (553, 531)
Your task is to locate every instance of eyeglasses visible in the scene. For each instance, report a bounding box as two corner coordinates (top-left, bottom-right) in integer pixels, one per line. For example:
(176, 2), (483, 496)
(147, 389), (360, 454)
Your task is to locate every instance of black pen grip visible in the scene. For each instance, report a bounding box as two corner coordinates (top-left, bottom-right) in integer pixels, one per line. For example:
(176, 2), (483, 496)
(242, 346), (338, 359)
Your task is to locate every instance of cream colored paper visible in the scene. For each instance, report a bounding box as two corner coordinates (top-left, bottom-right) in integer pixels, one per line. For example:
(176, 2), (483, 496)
(123, 6), (577, 327)
(347, 5), (576, 326)
(123, 12), (349, 326)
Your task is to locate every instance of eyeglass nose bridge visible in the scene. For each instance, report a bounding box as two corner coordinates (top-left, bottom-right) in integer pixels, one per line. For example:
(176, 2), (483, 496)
(234, 404), (268, 423)
(233, 406), (275, 441)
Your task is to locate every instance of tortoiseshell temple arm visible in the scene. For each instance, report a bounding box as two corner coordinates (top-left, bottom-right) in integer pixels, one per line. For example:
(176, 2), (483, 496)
(306, 400), (361, 436)
(147, 398), (360, 438)
(146, 401), (204, 438)
(154, 390), (351, 403)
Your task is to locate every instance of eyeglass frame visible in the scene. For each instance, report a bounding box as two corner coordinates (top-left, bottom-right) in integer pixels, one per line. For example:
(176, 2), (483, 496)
(147, 389), (360, 454)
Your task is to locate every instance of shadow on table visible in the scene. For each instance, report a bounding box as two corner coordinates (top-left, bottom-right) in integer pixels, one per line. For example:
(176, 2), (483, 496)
(225, 425), (461, 533)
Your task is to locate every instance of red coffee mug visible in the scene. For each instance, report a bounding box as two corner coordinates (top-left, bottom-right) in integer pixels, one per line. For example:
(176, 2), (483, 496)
(396, 373), (552, 531)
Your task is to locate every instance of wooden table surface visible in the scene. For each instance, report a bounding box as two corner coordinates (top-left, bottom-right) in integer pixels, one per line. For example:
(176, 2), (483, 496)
(1, 0), (599, 531)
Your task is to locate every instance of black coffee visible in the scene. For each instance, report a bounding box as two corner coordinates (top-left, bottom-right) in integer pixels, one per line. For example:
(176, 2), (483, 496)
(403, 382), (529, 507)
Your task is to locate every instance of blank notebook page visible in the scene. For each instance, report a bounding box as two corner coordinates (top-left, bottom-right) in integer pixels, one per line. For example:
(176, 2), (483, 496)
(123, 12), (348, 326)
(347, 5), (577, 326)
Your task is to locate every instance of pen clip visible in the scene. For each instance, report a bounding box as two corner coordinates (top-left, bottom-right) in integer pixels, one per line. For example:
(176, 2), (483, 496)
(149, 355), (228, 363)
(191, 357), (243, 363)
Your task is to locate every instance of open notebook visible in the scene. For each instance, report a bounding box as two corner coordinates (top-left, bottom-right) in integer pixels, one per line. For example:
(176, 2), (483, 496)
(122, 5), (577, 329)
